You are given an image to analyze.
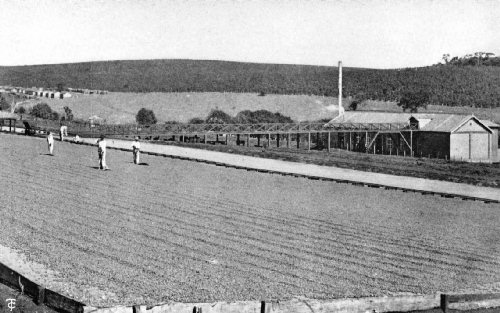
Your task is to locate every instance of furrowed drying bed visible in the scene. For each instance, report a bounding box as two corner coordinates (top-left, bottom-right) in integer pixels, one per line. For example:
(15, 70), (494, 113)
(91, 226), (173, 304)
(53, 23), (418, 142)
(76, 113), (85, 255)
(0, 134), (499, 307)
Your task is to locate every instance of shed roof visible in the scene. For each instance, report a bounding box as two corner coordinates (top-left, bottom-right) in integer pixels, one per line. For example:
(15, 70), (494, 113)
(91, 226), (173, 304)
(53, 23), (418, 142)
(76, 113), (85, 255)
(328, 111), (412, 124)
(0, 111), (18, 120)
(480, 120), (500, 129)
(411, 114), (471, 132)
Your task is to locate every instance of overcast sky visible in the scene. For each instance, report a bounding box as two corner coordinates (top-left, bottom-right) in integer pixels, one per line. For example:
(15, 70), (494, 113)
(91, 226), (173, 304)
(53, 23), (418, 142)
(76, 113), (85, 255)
(0, 0), (498, 68)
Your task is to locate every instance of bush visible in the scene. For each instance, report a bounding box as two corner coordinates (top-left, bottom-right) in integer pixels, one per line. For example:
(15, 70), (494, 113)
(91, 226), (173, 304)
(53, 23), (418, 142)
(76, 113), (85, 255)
(0, 95), (10, 111)
(51, 112), (60, 120)
(235, 109), (294, 123)
(14, 106), (26, 114)
(188, 117), (205, 124)
(30, 103), (54, 119)
(63, 106), (74, 121)
(398, 90), (430, 113)
(205, 109), (233, 124)
(136, 108), (157, 125)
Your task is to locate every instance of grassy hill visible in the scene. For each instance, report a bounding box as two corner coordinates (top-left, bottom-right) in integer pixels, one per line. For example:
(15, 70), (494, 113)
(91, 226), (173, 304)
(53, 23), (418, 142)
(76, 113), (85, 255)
(1, 59), (500, 108)
(16, 92), (500, 125)
(21, 92), (338, 124)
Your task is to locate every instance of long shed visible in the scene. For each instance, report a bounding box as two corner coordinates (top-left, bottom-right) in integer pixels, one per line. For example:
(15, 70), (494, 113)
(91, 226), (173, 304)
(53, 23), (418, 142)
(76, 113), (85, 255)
(326, 112), (497, 163)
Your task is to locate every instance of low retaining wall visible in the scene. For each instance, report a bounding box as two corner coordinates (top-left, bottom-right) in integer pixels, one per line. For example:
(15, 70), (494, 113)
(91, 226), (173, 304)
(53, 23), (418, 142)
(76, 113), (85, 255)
(0, 262), (85, 313)
(2, 261), (500, 313)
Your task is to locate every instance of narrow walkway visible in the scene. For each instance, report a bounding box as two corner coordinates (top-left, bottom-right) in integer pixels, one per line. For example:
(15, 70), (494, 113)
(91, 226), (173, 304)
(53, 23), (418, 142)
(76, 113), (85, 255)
(80, 137), (500, 203)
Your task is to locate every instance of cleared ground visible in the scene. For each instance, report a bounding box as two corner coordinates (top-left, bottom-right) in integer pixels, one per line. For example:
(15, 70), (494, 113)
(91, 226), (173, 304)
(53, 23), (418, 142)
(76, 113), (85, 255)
(0, 134), (499, 307)
(37, 92), (338, 123)
(24, 92), (500, 124)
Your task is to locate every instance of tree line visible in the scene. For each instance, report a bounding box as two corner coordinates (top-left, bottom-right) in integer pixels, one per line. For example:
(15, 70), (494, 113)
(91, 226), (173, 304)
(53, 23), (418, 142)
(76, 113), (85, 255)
(1, 58), (499, 108)
(441, 52), (500, 67)
(136, 108), (294, 126)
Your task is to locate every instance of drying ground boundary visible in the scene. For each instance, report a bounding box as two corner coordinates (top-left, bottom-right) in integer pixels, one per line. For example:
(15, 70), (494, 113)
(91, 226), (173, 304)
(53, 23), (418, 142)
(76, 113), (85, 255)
(2, 262), (500, 313)
(71, 137), (500, 203)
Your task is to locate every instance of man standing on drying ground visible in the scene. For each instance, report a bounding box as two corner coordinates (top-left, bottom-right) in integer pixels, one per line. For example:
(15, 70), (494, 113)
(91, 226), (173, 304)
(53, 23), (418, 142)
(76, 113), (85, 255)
(47, 131), (54, 155)
(96, 135), (109, 170)
(132, 136), (141, 164)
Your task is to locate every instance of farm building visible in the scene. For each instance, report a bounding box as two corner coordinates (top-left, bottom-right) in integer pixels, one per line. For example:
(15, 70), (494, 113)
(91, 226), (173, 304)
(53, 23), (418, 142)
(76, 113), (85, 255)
(325, 111), (499, 163)
(0, 111), (18, 132)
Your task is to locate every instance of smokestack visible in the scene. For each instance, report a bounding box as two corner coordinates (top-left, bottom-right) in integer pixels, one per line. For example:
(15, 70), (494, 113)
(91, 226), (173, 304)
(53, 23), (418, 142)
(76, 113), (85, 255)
(338, 61), (344, 117)
(338, 61), (342, 109)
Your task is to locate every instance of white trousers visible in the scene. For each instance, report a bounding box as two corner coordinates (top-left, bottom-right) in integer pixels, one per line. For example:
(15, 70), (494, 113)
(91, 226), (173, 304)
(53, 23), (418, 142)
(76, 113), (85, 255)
(99, 151), (107, 169)
(133, 149), (140, 164)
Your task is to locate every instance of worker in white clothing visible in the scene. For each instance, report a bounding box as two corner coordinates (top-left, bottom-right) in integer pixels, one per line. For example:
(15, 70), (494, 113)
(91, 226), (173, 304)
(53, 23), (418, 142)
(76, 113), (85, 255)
(47, 132), (54, 155)
(60, 125), (68, 141)
(132, 137), (141, 164)
(96, 135), (109, 170)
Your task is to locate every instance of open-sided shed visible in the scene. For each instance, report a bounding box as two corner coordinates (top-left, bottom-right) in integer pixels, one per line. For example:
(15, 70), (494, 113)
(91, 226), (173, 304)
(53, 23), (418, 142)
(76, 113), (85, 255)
(326, 112), (498, 163)
(0, 111), (19, 133)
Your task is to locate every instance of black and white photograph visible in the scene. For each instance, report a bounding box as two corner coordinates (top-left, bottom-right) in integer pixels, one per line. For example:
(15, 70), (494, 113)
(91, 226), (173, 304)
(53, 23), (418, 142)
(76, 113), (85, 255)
(0, 1), (499, 312)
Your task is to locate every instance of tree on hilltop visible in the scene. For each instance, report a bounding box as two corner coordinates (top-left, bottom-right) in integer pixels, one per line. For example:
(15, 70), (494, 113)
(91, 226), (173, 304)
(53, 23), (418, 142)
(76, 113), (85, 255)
(136, 108), (157, 125)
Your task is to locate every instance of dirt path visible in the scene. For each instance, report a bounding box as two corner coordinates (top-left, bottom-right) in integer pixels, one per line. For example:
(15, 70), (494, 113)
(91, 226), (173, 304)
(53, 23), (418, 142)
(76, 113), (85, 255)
(81, 137), (500, 202)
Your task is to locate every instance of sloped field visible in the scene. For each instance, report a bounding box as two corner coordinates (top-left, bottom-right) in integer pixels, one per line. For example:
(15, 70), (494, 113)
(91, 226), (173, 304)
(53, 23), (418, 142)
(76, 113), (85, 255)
(0, 134), (499, 307)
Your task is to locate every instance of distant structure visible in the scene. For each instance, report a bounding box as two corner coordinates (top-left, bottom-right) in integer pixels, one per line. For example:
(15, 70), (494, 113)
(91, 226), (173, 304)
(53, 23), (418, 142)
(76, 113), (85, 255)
(0, 85), (109, 100)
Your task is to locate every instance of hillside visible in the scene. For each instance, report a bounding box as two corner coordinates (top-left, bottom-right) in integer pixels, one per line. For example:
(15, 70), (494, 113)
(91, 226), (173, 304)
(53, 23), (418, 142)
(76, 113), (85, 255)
(1, 59), (500, 108)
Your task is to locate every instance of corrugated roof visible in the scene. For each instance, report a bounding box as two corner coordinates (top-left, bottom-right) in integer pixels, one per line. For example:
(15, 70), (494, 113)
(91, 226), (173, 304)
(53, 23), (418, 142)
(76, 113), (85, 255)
(328, 111), (412, 124)
(326, 111), (493, 133)
(414, 114), (471, 132)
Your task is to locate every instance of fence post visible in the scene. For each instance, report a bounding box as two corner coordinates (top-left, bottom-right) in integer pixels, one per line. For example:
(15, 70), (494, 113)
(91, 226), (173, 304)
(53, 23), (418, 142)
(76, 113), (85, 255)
(327, 132), (331, 152)
(440, 294), (448, 313)
(35, 286), (45, 305)
(133, 305), (146, 313)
